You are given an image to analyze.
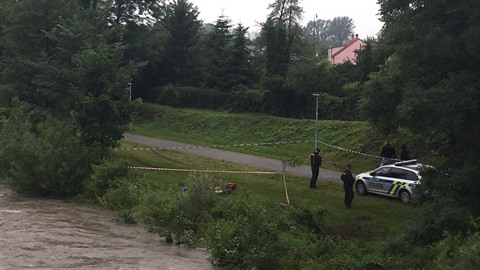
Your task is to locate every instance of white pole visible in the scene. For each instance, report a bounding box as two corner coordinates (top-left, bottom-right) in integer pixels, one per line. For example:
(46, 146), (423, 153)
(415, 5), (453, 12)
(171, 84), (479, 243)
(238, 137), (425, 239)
(128, 82), (132, 101)
(313, 93), (319, 149)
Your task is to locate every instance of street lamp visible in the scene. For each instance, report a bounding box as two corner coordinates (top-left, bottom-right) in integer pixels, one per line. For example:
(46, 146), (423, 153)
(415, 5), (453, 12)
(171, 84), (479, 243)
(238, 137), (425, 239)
(313, 93), (320, 149)
(128, 82), (132, 101)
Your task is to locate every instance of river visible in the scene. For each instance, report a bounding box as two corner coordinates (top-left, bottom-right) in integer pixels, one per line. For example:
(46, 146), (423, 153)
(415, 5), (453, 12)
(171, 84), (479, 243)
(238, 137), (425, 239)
(0, 184), (220, 270)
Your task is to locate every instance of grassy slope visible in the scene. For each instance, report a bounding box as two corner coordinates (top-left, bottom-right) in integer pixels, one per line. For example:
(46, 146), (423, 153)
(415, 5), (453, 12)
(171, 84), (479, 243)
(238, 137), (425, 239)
(120, 104), (419, 238)
(131, 103), (387, 173)
(116, 140), (416, 239)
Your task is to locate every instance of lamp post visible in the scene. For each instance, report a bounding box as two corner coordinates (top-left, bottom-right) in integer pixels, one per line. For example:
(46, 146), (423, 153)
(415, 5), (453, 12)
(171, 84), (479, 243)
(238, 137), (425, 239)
(128, 82), (132, 101)
(313, 93), (320, 149)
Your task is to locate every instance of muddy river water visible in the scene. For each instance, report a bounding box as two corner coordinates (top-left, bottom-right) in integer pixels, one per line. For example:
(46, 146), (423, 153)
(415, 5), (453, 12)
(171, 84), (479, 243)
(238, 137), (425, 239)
(0, 185), (220, 270)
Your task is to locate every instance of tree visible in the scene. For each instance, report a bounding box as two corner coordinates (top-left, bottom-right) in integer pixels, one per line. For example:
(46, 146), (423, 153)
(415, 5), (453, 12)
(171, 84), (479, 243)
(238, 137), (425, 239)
(363, 0), (480, 215)
(0, 0), (137, 195)
(228, 24), (255, 89)
(161, 0), (202, 86)
(122, 21), (167, 101)
(264, 0), (304, 77)
(327, 16), (355, 45)
(0, 0), (136, 148)
(303, 16), (356, 56)
(204, 14), (234, 90)
(303, 18), (333, 56)
(0, 0), (81, 111)
(268, 0), (303, 28)
(264, 19), (290, 77)
(106, 0), (163, 24)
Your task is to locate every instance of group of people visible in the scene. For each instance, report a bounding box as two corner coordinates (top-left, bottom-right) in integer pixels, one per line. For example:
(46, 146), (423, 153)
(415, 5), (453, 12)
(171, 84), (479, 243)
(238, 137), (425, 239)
(309, 140), (411, 209)
(380, 140), (411, 166)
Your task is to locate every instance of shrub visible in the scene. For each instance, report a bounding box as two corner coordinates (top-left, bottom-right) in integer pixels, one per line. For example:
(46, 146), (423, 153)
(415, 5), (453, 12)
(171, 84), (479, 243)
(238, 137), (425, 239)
(157, 84), (179, 107)
(287, 203), (329, 234)
(133, 173), (218, 244)
(276, 228), (323, 270)
(404, 200), (473, 244)
(101, 177), (139, 223)
(431, 230), (480, 270)
(315, 236), (385, 270)
(205, 197), (281, 269)
(83, 158), (130, 198)
(0, 107), (96, 196)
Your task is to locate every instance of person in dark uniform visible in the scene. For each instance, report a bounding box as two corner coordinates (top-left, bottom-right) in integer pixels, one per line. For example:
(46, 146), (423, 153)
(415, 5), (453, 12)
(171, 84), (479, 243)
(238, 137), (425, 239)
(341, 164), (355, 208)
(310, 148), (322, 189)
(380, 140), (396, 166)
(400, 144), (411, 161)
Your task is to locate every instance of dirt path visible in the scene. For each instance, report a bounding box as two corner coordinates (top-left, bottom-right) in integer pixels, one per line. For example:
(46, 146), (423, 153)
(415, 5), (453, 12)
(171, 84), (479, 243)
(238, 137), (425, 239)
(123, 133), (343, 184)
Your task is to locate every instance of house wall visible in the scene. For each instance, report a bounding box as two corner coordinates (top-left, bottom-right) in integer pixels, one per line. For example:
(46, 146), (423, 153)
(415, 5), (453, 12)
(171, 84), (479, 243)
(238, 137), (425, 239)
(328, 39), (366, 65)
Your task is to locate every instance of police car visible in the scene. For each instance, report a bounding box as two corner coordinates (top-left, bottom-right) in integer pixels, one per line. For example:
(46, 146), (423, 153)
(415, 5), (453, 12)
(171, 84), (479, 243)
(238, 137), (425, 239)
(355, 160), (430, 204)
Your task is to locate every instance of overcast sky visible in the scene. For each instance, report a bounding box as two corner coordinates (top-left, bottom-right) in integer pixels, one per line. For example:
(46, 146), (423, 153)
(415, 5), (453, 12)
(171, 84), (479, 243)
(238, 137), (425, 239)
(189, 0), (383, 38)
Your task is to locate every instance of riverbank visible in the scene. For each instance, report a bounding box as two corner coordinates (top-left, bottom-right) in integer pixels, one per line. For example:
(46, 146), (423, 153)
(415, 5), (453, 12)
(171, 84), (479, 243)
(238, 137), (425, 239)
(0, 183), (218, 269)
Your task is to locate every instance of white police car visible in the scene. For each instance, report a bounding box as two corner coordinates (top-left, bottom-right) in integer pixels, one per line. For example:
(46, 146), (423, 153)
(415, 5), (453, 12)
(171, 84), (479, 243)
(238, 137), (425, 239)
(355, 160), (430, 204)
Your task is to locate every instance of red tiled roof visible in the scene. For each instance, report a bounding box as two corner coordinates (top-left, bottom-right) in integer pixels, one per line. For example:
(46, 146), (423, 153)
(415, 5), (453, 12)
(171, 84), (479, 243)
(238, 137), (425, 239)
(331, 37), (363, 58)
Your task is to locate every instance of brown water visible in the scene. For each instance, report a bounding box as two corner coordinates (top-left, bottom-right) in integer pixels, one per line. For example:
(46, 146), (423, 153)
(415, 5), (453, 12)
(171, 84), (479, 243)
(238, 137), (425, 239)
(0, 185), (220, 270)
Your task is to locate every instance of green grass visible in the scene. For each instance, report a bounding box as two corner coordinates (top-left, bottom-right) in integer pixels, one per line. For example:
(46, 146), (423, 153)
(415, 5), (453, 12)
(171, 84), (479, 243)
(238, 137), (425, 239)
(115, 140), (417, 239)
(131, 103), (389, 173)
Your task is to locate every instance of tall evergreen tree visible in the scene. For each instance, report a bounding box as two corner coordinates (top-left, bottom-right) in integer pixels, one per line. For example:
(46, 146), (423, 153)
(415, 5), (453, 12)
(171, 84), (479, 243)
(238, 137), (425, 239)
(227, 24), (254, 89)
(205, 15), (234, 90)
(161, 0), (201, 86)
(264, 0), (303, 77)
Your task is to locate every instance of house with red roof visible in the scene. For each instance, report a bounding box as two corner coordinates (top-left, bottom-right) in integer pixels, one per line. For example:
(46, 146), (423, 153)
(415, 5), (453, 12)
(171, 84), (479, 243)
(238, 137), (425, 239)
(328, 34), (366, 65)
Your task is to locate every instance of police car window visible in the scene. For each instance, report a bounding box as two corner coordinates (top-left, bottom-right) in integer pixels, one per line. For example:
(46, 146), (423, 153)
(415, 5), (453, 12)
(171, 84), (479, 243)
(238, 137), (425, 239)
(404, 170), (419, 181)
(373, 167), (390, 176)
(388, 168), (406, 179)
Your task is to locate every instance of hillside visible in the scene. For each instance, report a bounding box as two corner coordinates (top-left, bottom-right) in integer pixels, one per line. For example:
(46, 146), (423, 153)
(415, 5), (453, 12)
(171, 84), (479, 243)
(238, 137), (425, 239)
(131, 103), (392, 173)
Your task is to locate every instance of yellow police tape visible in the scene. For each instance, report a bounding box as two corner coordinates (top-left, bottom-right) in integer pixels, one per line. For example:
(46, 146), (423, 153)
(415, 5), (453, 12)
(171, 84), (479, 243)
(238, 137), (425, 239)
(128, 166), (283, 175)
(117, 139), (396, 161)
(115, 140), (309, 151)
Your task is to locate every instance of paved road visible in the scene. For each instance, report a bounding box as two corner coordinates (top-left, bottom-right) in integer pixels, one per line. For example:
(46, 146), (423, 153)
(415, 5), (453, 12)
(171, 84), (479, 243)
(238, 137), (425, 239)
(123, 133), (343, 184)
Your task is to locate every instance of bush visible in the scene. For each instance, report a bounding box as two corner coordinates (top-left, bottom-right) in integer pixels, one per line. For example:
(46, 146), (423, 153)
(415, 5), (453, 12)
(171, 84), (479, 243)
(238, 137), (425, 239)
(155, 85), (266, 113)
(133, 173), (218, 244)
(101, 176), (144, 223)
(0, 107), (96, 196)
(83, 158), (130, 198)
(316, 237), (384, 270)
(276, 228), (323, 270)
(205, 197), (281, 269)
(431, 230), (480, 270)
(287, 203), (329, 234)
(404, 200), (473, 244)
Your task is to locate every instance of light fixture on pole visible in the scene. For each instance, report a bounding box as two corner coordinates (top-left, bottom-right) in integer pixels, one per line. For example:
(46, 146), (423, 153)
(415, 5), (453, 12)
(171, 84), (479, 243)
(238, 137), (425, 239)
(128, 82), (132, 101)
(313, 93), (320, 149)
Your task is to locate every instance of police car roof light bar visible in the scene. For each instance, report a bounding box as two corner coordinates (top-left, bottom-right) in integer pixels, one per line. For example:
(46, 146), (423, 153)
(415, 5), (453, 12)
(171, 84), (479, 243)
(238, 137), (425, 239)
(394, 160), (418, 166)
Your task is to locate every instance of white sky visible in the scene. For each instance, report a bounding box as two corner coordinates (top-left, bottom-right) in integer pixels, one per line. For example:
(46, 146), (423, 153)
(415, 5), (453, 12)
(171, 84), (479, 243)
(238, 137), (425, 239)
(189, 0), (383, 38)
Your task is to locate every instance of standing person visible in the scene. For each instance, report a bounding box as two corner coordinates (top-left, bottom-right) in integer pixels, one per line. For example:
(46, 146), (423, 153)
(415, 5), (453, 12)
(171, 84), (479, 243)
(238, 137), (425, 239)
(400, 144), (411, 161)
(341, 164), (355, 208)
(310, 148), (322, 189)
(380, 140), (396, 166)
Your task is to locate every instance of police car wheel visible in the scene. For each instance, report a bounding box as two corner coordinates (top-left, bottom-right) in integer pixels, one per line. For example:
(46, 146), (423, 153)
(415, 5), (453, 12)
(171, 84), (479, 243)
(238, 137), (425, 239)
(399, 190), (411, 204)
(356, 181), (367, 196)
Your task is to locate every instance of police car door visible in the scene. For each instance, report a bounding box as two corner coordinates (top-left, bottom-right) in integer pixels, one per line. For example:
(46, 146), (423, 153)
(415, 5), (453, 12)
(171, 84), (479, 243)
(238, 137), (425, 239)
(384, 168), (408, 196)
(368, 167), (391, 194)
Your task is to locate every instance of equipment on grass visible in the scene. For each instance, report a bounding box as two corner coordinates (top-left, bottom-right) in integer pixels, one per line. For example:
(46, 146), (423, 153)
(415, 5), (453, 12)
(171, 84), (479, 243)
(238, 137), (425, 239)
(213, 182), (237, 194)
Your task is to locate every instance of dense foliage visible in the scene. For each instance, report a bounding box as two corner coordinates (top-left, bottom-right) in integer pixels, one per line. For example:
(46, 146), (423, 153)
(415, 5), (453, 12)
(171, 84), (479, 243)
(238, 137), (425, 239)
(0, 0), (135, 195)
(359, 0), (480, 264)
(0, 0), (479, 269)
